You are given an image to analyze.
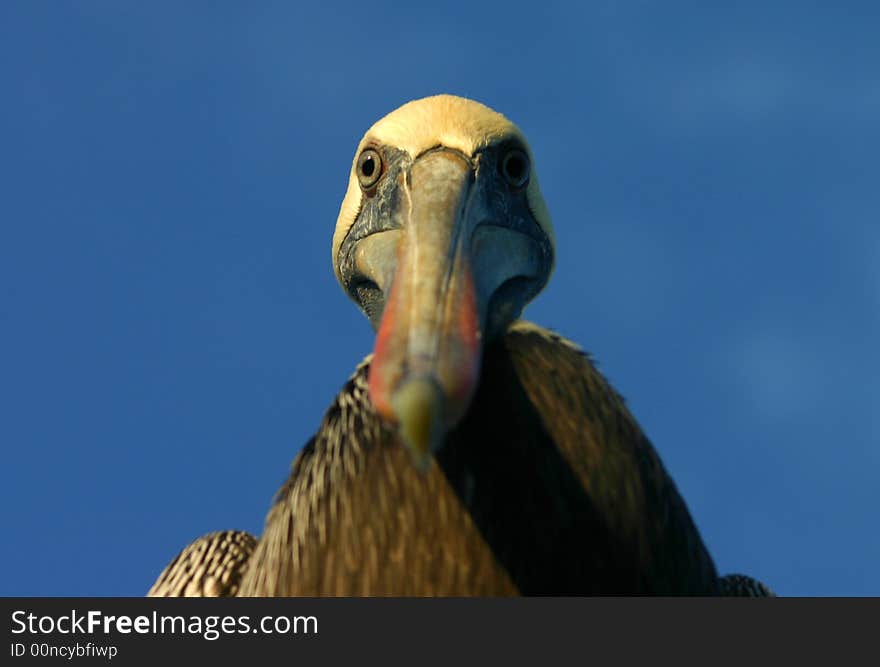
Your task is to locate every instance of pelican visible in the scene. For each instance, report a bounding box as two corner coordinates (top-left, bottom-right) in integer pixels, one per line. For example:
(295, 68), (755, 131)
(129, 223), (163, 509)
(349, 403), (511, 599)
(149, 95), (772, 596)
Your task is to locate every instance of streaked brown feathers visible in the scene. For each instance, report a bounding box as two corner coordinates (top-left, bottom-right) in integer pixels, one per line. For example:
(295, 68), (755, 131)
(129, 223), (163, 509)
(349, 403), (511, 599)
(147, 530), (256, 597)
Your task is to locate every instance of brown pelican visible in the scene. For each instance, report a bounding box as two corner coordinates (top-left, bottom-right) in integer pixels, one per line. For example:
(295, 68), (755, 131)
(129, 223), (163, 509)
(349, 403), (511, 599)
(149, 95), (772, 596)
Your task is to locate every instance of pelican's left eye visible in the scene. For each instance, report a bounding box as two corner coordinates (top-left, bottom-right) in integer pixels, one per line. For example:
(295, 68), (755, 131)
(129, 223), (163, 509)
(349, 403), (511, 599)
(356, 148), (383, 190)
(500, 148), (530, 188)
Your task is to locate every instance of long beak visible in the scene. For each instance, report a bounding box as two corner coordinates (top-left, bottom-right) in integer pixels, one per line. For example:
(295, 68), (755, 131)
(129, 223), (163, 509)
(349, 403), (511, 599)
(367, 149), (482, 468)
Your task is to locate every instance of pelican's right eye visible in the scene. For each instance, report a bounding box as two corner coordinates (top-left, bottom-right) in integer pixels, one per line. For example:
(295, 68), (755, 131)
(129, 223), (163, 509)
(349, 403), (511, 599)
(356, 148), (384, 190)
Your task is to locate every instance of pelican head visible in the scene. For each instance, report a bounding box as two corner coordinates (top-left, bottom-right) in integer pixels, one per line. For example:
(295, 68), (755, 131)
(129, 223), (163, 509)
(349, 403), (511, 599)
(333, 95), (555, 467)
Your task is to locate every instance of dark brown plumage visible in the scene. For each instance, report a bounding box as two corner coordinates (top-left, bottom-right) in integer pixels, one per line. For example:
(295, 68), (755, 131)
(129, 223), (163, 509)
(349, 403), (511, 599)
(237, 323), (719, 596)
(719, 574), (776, 597)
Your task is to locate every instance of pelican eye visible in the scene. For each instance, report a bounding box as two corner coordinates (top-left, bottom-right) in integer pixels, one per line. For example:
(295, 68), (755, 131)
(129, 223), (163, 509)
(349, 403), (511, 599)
(356, 148), (383, 190)
(500, 148), (530, 188)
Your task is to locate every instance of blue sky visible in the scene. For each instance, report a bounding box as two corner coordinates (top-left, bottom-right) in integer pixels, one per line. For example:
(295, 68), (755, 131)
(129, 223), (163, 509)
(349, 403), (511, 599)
(2, 1), (878, 596)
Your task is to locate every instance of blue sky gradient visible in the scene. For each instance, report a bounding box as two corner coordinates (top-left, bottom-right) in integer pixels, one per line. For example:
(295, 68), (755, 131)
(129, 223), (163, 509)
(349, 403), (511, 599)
(2, 1), (878, 595)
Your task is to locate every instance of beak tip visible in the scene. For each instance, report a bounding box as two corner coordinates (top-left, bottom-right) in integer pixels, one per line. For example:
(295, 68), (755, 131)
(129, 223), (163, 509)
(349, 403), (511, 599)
(390, 377), (445, 470)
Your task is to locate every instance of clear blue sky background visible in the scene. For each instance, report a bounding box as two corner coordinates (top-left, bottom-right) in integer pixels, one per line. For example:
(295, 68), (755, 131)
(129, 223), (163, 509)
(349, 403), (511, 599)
(2, 2), (878, 596)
